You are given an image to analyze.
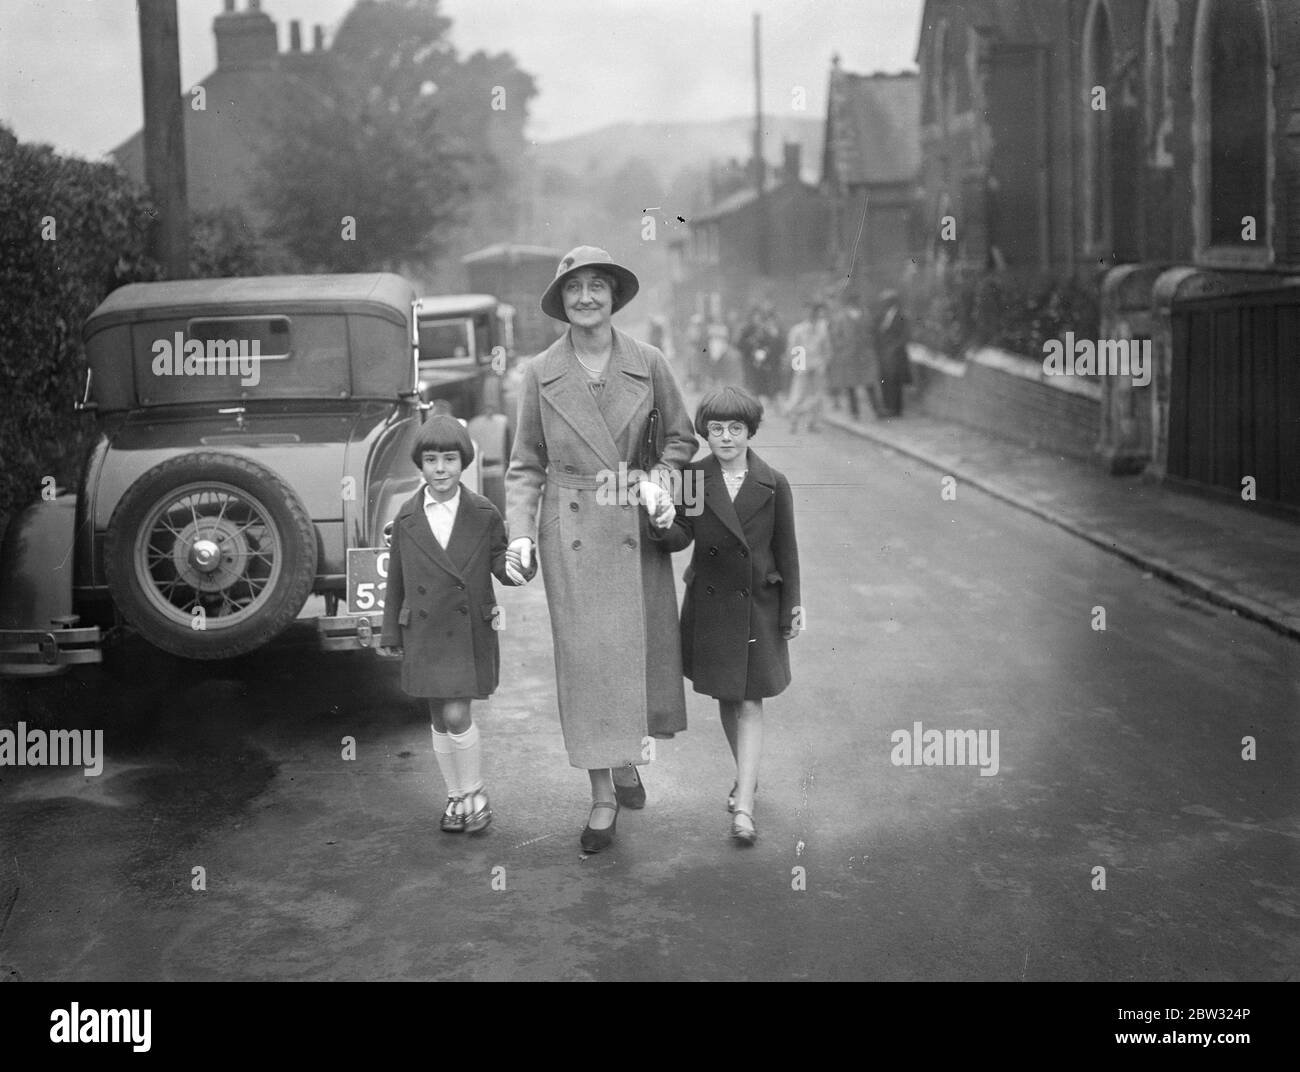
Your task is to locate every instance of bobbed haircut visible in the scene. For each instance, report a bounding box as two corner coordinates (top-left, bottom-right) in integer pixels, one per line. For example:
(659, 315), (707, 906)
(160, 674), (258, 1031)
(695, 385), (764, 438)
(410, 414), (475, 469)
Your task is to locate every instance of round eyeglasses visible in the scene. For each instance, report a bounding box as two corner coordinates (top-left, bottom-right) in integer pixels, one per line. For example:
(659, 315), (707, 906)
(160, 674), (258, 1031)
(706, 422), (748, 438)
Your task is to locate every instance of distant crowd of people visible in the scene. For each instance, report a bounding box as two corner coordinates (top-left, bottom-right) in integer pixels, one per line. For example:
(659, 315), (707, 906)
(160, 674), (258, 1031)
(676, 290), (912, 431)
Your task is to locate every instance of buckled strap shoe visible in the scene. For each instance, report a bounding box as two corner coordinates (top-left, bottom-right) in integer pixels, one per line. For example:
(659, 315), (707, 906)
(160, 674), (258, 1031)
(440, 795), (466, 833)
(580, 800), (619, 853)
(730, 807), (757, 846)
(462, 787), (493, 834)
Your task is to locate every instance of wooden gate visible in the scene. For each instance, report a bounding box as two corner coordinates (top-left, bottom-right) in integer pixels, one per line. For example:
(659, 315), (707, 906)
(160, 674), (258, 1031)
(1169, 286), (1300, 511)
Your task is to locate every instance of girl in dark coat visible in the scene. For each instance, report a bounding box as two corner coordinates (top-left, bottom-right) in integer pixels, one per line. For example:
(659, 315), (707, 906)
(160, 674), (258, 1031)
(379, 415), (521, 836)
(652, 386), (801, 845)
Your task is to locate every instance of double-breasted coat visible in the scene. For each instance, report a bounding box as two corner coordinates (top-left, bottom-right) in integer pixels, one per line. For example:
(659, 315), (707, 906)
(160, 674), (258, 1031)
(379, 484), (515, 699)
(506, 327), (696, 769)
(652, 450), (801, 701)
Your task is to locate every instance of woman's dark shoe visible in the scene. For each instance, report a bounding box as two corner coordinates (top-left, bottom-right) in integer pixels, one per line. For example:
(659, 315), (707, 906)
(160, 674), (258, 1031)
(440, 796), (466, 833)
(730, 807), (757, 846)
(462, 787), (493, 834)
(613, 766), (646, 809)
(580, 800), (619, 853)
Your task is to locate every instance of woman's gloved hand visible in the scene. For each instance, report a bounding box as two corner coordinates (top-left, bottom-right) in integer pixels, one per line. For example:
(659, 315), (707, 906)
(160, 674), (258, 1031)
(639, 481), (676, 530)
(505, 537), (536, 584)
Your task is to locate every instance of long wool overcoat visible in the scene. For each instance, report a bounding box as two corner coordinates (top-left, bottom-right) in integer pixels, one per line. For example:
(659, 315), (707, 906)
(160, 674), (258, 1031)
(379, 484), (516, 699)
(506, 327), (696, 769)
(652, 450), (801, 701)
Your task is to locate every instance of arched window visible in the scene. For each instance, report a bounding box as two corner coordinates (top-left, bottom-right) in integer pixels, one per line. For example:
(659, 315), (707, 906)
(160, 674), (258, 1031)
(1205, 0), (1269, 247)
(933, 20), (950, 129)
(1083, 0), (1114, 250)
(922, 22), (942, 125)
(945, 19), (971, 114)
(1145, 4), (1170, 166)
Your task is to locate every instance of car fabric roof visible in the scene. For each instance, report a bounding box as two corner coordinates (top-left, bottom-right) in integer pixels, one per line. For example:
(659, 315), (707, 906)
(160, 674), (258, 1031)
(415, 294), (498, 318)
(85, 273), (416, 336)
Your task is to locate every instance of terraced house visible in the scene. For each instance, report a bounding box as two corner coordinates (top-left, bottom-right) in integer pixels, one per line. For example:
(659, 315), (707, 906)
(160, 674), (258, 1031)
(914, 0), (1300, 514)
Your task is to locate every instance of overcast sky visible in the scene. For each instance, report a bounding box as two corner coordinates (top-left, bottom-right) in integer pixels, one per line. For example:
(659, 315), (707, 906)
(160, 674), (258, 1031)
(1, 0), (924, 159)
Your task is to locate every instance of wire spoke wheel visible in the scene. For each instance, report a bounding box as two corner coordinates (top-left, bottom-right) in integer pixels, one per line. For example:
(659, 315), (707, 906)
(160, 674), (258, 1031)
(135, 483), (284, 629)
(105, 453), (317, 659)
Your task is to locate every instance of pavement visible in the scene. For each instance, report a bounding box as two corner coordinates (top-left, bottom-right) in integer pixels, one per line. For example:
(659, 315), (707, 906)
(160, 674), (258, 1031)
(819, 401), (1300, 643)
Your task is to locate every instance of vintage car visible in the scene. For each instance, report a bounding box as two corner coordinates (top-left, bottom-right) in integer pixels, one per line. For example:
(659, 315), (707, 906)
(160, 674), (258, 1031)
(0, 273), (515, 675)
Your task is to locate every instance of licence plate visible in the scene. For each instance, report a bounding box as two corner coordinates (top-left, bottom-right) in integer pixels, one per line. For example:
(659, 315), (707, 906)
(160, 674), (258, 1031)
(347, 548), (391, 613)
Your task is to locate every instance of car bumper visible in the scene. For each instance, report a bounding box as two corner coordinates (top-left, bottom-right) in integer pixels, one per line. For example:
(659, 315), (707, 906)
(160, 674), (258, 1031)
(316, 613), (390, 652)
(0, 621), (103, 676)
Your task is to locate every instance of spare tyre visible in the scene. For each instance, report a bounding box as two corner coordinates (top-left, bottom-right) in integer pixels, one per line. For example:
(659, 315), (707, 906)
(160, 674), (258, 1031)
(104, 453), (317, 659)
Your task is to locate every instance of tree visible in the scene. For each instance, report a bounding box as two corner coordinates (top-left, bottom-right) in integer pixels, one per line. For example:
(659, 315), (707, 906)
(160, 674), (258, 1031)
(256, 0), (536, 273)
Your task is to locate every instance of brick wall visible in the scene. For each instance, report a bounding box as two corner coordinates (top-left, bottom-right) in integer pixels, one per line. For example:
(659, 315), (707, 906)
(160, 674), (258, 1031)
(910, 345), (1102, 461)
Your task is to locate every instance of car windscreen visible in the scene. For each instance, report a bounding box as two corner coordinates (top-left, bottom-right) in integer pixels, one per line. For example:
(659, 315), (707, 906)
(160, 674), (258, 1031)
(418, 318), (474, 362)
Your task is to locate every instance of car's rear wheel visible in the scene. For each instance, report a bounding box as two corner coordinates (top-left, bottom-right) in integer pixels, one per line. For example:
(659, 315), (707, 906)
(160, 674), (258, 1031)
(104, 454), (317, 659)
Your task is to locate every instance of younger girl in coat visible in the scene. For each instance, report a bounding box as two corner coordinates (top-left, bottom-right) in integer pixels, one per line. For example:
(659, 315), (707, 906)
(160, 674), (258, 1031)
(379, 415), (521, 835)
(652, 386), (801, 845)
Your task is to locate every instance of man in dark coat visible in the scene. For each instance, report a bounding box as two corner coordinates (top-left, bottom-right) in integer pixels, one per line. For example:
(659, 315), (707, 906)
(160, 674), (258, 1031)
(874, 289), (912, 417)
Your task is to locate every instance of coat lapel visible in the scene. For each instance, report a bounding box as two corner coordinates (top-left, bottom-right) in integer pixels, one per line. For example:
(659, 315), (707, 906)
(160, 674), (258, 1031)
(445, 491), (492, 572)
(732, 449), (778, 529)
(596, 329), (652, 452)
(399, 488), (464, 581)
(702, 454), (748, 547)
(537, 330), (622, 469)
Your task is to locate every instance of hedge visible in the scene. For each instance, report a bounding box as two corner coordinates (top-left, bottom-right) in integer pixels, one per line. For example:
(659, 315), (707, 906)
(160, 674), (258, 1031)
(0, 127), (277, 542)
(0, 124), (162, 533)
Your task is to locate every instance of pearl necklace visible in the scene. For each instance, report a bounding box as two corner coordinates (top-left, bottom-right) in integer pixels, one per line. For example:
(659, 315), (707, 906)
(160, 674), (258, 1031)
(574, 350), (608, 377)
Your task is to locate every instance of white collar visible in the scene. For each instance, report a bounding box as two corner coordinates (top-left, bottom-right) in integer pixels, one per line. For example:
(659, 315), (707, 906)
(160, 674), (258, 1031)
(423, 484), (461, 511)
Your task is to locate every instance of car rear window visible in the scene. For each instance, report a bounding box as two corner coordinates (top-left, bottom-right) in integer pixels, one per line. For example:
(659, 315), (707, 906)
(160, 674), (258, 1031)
(134, 314), (350, 403)
(187, 316), (292, 358)
(419, 318), (474, 361)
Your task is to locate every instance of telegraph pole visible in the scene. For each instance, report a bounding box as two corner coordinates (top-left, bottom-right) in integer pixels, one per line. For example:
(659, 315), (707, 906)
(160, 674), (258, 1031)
(753, 11), (769, 276)
(138, 0), (190, 277)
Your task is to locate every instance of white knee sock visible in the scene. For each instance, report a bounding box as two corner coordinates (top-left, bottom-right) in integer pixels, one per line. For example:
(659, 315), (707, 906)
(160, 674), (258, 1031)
(430, 727), (461, 798)
(448, 723), (482, 794)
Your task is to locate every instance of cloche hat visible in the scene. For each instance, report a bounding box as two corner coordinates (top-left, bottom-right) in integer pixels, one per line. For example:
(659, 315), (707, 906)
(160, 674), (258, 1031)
(540, 245), (640, 323)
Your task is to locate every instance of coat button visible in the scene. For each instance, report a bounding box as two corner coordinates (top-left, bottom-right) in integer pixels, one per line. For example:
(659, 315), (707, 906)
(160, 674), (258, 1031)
(705, 585), (715, 595)
(417, 585), (426, 594)
(419, 610), (428, 619)
(455, 583), (465, 591)
(459, 605), (468, 614)
(570, 502), (579, 511)
(740, 588), (750, 597)
(625, 537), (636, 549)
(565, 465), (576, 473)
(572, 539), (582, 549)
(708, 547), (718, 556)
(739, 549), (748, 558)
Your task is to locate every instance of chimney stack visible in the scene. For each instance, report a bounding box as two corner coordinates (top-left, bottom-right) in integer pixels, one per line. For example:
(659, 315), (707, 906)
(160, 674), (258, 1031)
(213, 0), (277, 69)
(314, 24), (325, 51)
(289, 20), (301, 52)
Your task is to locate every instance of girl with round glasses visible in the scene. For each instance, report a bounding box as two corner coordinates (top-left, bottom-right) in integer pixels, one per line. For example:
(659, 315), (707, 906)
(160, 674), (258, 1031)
(651, 385), (802, 845)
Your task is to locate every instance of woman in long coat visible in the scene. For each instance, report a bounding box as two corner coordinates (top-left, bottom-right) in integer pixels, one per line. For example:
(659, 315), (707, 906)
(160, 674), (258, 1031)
(504, 245), (696, 852)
